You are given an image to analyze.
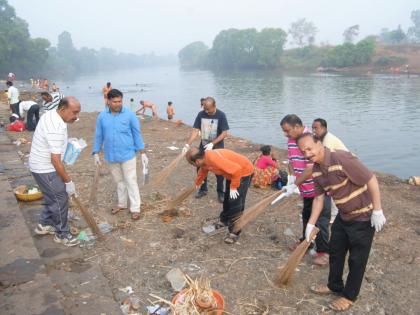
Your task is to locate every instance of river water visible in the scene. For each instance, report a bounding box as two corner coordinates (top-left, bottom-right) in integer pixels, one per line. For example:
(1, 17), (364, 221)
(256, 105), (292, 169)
(55, 66), (420, 179)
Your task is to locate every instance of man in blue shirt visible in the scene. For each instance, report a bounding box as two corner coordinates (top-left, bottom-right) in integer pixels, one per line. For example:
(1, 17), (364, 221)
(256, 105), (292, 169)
(92, 89), (148, 221)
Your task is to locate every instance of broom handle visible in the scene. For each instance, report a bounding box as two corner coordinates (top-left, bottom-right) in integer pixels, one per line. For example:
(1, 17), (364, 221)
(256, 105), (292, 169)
(72, 195), (104, 240)
(88, 164), (100, 207)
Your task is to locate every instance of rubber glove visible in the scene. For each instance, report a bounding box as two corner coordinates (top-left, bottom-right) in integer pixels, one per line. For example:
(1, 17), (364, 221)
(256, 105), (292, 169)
(65, 181), (77, 197)
(93, 153), (101, 166)
(204, 142), (214, 151)
(182, 144), (190, 155)
(287, 175), (296, 185)
(283, 184), (297, 196)
(305, 223), (315, 242)
(229, 189), (239, 199)
(141, 153), (149, 168)
(371, 209), (386, 232)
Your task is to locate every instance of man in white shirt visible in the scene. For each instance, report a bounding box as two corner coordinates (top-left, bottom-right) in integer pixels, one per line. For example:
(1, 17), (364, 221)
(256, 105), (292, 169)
(6, 81), (20, 115)
(41, 91), (64, 111)
(29, 97), (81, 247)
(18, 100), (40, 131)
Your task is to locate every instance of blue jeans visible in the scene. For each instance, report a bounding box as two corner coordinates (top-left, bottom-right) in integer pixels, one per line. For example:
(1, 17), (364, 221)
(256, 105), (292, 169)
(32, 171), (70, 238)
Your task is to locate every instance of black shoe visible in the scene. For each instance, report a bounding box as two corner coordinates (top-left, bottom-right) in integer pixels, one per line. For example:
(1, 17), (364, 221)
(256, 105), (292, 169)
(217, 192), (224, 203)
(195, 190), (207, 199)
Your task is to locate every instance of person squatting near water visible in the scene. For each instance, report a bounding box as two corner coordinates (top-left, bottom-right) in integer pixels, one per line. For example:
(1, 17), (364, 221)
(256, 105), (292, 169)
(183, 97), (230, 203)
(93, 89), (149, 221)
(297, 133), (386, 312)
(276, 114), (331, 267)
(186, 147), (253, 244)
(136, 100), (158, 118)
(29, 97), (81, 247)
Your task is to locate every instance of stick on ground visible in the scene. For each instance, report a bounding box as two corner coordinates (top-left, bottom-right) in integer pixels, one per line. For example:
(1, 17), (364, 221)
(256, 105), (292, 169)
(274, 227), (319, 286)
(165, 186), (196, 211)
(149, 153), (184, 187)
(72, 195), (104, 240)
(232, 190), (284, 234)
(88, 164), (100, 208)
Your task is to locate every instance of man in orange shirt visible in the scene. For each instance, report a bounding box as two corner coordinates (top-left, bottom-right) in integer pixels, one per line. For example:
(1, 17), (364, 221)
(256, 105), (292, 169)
(102, 82), (112, 106)
(186, 147), (254, 244)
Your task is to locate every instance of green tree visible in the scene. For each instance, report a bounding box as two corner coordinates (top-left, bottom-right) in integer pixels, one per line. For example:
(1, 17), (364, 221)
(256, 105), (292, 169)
(255, 28), (287, 67)
(288, 18), (318, 47)
(379, 25), (407, 44)
(408, 9), (420, 43)
(343, 25), (359, 43)
(178, 41), (209, 68)
(322, 37), (375, 67)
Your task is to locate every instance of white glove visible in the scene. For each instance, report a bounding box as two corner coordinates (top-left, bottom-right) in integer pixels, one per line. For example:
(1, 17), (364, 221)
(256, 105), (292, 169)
(229, 189), (239, 199)
(204, 142), (214, 151)
(93, 153), (101, 166)
(371, 209), (386, 232)
(283, 184), (297, 196)
(65, 181), (77, 197)
(141, 153), (148, 168)
(305, 223), (315, 242)
(287, 175), (296, 185)
(182, 144), (190, 155)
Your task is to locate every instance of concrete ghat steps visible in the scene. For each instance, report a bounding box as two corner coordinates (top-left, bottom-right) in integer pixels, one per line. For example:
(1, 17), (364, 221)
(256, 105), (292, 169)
(0, 129), (121, 315)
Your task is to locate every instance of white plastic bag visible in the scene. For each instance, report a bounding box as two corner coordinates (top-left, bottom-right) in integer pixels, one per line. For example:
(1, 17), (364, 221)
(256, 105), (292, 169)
(63, 138), (87, 165)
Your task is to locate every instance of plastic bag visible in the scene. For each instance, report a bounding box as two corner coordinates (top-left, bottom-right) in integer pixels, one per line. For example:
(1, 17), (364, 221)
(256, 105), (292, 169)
(63, 138), (87, 165)
(7, 120), (25, 132)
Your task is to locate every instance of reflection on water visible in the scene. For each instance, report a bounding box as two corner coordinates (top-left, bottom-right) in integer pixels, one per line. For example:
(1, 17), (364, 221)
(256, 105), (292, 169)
(55, 66), (420, 179)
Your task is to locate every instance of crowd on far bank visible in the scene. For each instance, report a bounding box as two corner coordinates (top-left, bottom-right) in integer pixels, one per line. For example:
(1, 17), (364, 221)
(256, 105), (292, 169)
(2, 77), (387, 312)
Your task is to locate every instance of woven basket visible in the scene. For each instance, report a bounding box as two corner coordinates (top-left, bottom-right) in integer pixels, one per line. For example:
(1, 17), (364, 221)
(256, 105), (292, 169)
(14, 185), (43, 202)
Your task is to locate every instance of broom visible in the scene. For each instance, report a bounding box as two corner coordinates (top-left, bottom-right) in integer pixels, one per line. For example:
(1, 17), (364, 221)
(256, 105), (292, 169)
(72, 195), (104, 240)
(232, 190), (285, 234)
(88, 164), (100, 208)
(149, 153), (184, 187)
(165, 186), (196, 211)
(274, 227), (319, 286)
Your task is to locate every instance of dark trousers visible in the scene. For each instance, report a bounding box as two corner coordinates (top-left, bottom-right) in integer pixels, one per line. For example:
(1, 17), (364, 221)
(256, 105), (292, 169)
(26, 105), (40, 131)
(327, 216), (374, 301)
(220, 175), (252, 233)
(32, 171), (70, 238)
(199, 173), (225, 194)
(10, 102), (20, 115)
(302, 195), (331, 253)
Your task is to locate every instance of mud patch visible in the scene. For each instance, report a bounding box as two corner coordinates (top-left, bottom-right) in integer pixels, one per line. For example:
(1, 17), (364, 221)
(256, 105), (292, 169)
(0, 258), (42, 286)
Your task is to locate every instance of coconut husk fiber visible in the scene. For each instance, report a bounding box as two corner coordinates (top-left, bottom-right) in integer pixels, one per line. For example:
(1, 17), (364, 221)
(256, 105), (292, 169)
(274, 227), (319, 286)
(165, 186), (196, 211)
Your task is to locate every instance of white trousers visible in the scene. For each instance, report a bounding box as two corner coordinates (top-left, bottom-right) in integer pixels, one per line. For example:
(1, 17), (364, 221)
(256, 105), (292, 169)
(109, 157), (141, 213)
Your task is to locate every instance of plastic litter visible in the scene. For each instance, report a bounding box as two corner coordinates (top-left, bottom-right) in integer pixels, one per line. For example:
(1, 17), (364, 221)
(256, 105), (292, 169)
(165, 268), (186, 291)
(166, 146), (179, 151)
(202, 224), (215, 234)
(63, 138), (87, 165)
(119, 286), (134, 294)
(98, 222), (113, 234)
(146, 305), (170, 315)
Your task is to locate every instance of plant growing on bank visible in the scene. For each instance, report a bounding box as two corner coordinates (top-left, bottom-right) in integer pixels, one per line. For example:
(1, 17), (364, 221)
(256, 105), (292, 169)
(178, 42), (209, 69)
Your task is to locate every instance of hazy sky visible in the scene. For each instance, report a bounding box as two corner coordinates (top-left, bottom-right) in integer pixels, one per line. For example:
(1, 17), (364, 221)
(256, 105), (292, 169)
(9, 0), (419, 55)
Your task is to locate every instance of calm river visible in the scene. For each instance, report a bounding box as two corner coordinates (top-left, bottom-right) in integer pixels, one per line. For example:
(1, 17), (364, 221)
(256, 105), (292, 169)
(55, 66), (420, 179)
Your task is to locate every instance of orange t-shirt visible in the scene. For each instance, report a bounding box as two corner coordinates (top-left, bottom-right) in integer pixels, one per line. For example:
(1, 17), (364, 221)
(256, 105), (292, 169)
(196, 149), (254, 189)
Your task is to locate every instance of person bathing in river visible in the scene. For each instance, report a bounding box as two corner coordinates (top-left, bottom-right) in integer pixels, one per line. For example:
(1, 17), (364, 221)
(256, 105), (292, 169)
(136, 100), (158, 118)
(166, 101), (174, 120)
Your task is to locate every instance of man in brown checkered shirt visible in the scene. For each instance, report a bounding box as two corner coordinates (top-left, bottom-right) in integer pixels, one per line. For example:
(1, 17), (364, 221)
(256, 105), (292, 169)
(297, 133), (386, 312)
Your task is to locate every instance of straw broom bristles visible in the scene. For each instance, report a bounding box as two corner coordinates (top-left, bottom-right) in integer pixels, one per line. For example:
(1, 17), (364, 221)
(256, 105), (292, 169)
(72, 195), (104, 240)
(166, 186), (196, 211)
(232, 190), (284, 234)
(274, 227), (319, 286)
(149, 153), (184, 187)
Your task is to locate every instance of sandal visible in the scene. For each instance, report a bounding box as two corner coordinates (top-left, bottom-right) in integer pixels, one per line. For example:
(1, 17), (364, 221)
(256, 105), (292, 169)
(310, 283), (334, 295)
(111, 207), (126, 215)
(131, 213), (141, 221)
(329, 297), (353, 312)
(224, 232), (239, 244)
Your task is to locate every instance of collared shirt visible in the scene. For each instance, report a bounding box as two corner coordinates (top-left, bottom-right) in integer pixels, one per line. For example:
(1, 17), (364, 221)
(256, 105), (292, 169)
(43, 92), (64, 111)
(93, 106), (145, 163)
(313, 148), (374, 221)
(323, 132), (348, 152)
(287, 126), (315, 198)
(29, 109), (67, 173)
(196, 149), (254, 190)
(7, 86), (19, 104)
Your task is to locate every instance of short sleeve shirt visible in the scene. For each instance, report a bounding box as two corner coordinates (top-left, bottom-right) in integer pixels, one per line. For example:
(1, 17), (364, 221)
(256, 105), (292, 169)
(193, 109), (229, 148)
(312, 148), (374, 221)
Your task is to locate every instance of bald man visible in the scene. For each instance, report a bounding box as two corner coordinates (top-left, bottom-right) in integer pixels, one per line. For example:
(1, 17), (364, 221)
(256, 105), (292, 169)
(29, 97), (81, 247)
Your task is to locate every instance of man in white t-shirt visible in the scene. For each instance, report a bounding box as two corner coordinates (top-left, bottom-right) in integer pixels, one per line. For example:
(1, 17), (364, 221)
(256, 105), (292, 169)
(17, 100), (40, 131)
(29, 96), (81, 247)
(6, 81), (20, 115)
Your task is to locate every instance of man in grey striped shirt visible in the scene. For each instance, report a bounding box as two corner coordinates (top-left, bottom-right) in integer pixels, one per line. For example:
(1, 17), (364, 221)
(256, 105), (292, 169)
(41, 91), (64, 111)
(29, 97), (81, 247)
